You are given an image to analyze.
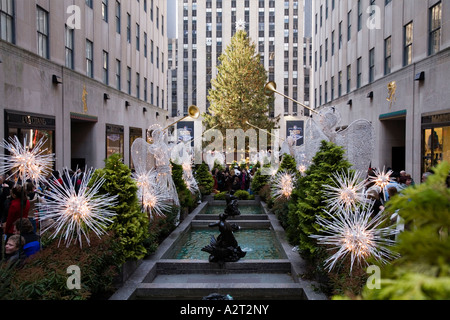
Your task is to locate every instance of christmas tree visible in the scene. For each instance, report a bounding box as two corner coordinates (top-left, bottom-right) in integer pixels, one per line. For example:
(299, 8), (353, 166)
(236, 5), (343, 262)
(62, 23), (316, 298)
(287, 141), (352, 261)
(203, 29), (277, 148)
(357, 162), (450, 300)
(91, 154), (149, 262)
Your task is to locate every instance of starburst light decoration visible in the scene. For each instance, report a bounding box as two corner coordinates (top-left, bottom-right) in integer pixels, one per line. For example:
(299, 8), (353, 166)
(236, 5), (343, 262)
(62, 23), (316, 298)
(368, 167), (393, 201)
(311, 203), (399, 273)
(38, 168), (118, 248)
(0, 135), (54, 186)
(132, 169), (172, 219)
(271, 171), (297, 201)
(323, 170), (368, 212)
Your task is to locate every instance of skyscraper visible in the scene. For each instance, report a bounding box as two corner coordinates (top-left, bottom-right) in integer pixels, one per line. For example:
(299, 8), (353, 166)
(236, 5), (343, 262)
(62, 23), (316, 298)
(176, 0), (310, 141)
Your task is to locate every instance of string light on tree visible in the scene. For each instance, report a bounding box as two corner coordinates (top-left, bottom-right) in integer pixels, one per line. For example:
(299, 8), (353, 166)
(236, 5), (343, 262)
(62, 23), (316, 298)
(38, 168), (118, 248)
(311, 203), (399, 273)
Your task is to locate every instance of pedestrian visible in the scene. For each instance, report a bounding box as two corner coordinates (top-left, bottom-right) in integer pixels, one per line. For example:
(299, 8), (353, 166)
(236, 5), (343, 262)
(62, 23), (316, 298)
(3, 186), (30, 238)
(26, 182), (41, 233)
(14, 218), (40, 258)
(3, 234), (26, 268)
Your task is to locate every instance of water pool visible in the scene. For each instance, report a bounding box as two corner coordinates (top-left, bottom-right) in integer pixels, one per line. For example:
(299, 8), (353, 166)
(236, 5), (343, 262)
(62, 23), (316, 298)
(169, 228), (284, 260)
(205, 205), (263, 215)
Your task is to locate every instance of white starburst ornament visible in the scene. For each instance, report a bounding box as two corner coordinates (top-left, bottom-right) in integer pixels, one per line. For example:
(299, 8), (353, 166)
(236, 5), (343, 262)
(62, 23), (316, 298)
(271, 171), (297, 201)
(311, 203), (399, 273)
(323, 170), (368, 212)
(0, 135), (54, 186)
(38, 168), (118, 248)
(133, 169), (172, 219)
(369, 167), (393, 201)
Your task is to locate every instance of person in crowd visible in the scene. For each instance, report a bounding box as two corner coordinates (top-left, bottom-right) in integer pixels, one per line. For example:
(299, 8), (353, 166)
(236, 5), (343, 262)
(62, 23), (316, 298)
(422, 171), (432, 183)
(231, 176), (241, 194)
(3, 185), (31, 238)
(240, 168), (248, 191)
(26, 182), (41, 233)
(14, 218), (40, 258)
(366, 188), (384, 218)
(224, 171), (233, 193)
(3, 234), (26, 268)
(217, 170), (225, 192)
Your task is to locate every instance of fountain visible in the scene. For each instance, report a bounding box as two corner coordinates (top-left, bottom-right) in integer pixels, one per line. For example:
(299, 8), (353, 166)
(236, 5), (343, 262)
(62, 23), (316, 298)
(201, 196), (247, 264)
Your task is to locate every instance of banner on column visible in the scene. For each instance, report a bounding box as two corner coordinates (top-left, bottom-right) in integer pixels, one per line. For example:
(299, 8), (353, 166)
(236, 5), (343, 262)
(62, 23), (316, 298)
(286, 121), (304, 146)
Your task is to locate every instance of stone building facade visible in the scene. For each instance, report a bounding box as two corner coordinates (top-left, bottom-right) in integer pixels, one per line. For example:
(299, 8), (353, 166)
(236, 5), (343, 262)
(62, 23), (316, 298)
(312, 0), (450, 181)
(0, 0), (168, 170)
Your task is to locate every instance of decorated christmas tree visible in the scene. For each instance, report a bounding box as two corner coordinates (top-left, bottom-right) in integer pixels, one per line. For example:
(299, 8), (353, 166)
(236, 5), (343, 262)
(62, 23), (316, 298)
(203, 29), (277, 147)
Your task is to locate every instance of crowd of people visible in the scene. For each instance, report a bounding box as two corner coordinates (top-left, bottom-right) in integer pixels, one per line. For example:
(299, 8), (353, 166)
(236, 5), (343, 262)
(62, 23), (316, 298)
(0, 168), (86, 269)
(211, 165), (257, 195)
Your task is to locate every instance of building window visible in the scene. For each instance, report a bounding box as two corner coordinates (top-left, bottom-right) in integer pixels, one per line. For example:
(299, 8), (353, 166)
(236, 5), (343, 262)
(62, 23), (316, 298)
(102, 0), (108, 22)
(384, 37), (391, 75)
(106, 124), (124, 160)
(65, 26), (74, 69)
(429, 2), (442, 56)
(338, 71), (342, 97)
(86, 40), (93, 78)
(404, 22), (413, 66)
(136, 73), (140, 99)
(136, 23), (140, 51)
(347, 65), (351, 94)
(116, 1), (121, 33)
(357, 57), (362, 89)
(36, 6), (49, 59)
(126, 13), (131, 43)
(127, 67), (131, 94)
(0, 0), (14, 43)
(369, 48), (375, 83)
(347, 10), (352, 41)
(103, 51), (109, 85)
(422, 115), (450, 174)
(116, 59), (121, 90)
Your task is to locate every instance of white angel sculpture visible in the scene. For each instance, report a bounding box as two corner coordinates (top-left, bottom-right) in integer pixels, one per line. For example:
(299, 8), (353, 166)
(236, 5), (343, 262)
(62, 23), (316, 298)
(294, 107), (375, 173)
(131, 125), (180, 218)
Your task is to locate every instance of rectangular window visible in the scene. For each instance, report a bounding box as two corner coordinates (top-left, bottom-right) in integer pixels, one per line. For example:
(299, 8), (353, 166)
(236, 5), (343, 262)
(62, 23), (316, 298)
(116, 59), (121, 90)
(136, 73), (140, 99)
(65, 26), (74, 69)
(136, 23), (140, 51)
(404, 22), (413, 66)
(115, 1), (121, 33)
(127, 67), (131, 94)
(106, 125), (124, 160)
(102, 0), (108, 22)
(126, 13), (131, 43)
(347, 64), (351, 93)
(347, 10), (352, 41)
(103, 51), (109, 85)
(338, 71), (342, 97)
(369, 48), (375, 83)
(357, 57), (362, 89)
(86, 40), (93, 78)
(0, 0), (15, 43)
(429, 2), (442, 55)
(36, 6), (49, 59)
(385, 37), (392, 75)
